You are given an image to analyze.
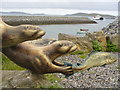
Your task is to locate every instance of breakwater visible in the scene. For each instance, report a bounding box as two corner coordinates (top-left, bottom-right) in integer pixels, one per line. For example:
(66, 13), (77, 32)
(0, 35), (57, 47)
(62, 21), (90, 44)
(1, 16), (96, 26)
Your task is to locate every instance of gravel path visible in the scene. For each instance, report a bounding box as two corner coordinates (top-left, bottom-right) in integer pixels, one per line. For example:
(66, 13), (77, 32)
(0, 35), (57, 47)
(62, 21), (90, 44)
(55, 53), (119, 88)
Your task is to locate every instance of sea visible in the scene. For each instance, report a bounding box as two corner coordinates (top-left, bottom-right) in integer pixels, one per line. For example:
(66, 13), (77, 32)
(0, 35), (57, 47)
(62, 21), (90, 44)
(40, 18), (115, 39)
(1, 8), (117, 39)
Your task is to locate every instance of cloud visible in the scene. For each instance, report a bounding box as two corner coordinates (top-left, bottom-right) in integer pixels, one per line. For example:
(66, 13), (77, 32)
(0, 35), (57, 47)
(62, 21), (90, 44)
(2, 0), (120, 2)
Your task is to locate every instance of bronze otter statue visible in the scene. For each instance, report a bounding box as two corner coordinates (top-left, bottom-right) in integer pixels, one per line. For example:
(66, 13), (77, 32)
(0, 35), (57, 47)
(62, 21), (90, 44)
(2, 40), (77, 75)
(0, 17), (45, 48)
(1, 17), (117, 77)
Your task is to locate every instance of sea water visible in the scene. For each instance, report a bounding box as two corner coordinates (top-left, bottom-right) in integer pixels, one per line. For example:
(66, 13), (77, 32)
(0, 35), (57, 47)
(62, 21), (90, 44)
(39, 18), (115, 39)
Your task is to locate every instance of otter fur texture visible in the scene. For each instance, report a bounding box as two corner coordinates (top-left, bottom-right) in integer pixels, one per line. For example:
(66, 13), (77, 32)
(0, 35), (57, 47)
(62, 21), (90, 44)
(3, 40), (77, 75)
(0, 17), (45, 48)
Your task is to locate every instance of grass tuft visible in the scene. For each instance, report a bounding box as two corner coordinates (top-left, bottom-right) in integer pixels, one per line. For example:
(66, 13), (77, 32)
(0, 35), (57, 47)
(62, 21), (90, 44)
(1, 53), (25, 70)
(79, 55), (87, 58)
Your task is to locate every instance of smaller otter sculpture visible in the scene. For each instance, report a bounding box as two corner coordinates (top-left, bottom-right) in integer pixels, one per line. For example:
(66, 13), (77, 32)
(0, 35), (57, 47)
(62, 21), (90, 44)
(0, 18), (45, 48)
(2, 40), (77, 75)
(72, 52), (117, 72)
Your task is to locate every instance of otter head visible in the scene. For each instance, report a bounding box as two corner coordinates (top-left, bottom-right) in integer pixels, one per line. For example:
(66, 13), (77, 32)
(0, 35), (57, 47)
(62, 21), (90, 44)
(2, 24), (45, 48)
(16, 25), (46, 39)
(45, 40), (77, 60)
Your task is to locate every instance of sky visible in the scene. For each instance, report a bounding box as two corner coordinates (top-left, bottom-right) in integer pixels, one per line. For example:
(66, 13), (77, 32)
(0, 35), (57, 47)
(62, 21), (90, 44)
(1, 0), (120, 2)
(0, 0), (119, 15)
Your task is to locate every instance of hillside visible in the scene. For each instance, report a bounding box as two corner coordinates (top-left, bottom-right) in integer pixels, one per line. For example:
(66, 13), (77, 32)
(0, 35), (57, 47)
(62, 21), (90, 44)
(66, 12), (116, 19)
(0, 11), (45, 16)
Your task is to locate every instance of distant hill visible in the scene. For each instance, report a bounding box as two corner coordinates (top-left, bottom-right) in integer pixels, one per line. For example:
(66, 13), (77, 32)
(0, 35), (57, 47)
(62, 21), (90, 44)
(0, 11), (45, 16)
(66, 12), (116, 19)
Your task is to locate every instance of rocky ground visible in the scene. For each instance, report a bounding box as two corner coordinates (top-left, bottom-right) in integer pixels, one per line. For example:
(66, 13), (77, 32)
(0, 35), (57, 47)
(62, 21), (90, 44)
(102, 18), (118, 35)
(55, 53), (119, 88)
(1, 70), (52, 88)
(1, 17), (119, 88)
(1, 53), (119, 88)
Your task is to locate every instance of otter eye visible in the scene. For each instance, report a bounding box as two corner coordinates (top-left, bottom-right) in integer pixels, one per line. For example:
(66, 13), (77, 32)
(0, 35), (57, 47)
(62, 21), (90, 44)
(48, 40), (57, 44)
(59, 43), (63, 47)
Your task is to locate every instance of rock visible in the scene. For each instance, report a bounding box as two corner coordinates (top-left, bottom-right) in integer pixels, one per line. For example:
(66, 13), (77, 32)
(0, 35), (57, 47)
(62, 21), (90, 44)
(58, 32), (107, 52)
(102, 19), (119, 47)
(86, 30), (107, 51)
(102, 19), (118, 35)
(58, 33), (93, 52)
(1, 70), (52, 88)
(106, 35), (118, 48)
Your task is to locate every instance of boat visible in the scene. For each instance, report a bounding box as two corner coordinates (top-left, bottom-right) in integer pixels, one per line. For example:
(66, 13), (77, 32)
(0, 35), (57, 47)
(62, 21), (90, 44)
(77, 29), (89, 34)
(80, 29), (89, 31)
(77, 32), (86, 34)
(93, 15), (104, 20)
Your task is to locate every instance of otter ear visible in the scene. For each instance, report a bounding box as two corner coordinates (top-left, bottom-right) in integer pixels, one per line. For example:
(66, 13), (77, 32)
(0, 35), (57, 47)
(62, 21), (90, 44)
(48, 40), (57, 44)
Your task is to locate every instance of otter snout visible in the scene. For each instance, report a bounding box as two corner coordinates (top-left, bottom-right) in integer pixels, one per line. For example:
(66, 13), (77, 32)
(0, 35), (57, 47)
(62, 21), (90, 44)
(69, 45), (77, 52)
(39, 30), (46, 36)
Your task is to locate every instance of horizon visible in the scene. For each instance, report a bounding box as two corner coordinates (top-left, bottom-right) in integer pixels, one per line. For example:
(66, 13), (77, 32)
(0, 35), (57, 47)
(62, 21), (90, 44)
(1, 8), (118, 16)
(1, 1), (118, 16)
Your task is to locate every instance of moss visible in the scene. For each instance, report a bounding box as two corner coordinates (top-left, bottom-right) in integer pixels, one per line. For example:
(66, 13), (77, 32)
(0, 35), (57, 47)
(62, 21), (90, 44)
(1, 54), (25, 70)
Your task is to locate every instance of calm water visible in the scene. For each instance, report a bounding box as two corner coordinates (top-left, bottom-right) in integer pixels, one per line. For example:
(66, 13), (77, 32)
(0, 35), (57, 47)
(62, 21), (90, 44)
(39, 18), (115, 39)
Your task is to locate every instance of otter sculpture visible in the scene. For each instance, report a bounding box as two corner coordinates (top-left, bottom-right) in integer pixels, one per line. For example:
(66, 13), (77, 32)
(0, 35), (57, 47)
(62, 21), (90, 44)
(0, 18), (45, 48)
(65, 52), (117, 73)
(1, 17), (117, 76)
(2, 40), (77, 75)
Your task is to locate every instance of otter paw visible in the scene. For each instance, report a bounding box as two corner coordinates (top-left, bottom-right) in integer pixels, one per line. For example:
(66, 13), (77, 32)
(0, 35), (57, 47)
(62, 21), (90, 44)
(64, 62), (72, 66)
(62, 66), (74, 76)
(64, 66), (74, 78)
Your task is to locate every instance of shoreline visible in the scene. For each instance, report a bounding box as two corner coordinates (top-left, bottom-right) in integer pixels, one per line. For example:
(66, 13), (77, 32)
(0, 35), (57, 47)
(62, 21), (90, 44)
(1, 16), (96, 26)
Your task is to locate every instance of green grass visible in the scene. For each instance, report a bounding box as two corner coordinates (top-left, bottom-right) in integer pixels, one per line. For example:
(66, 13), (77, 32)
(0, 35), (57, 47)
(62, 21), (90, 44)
(35, 74), (63, 88)
(88, 71), (97, 74)
(47, 83), (62, 88)
(1, 53), (63, 88)
(106, 40), (119, 52)
(38, 83), (62, 88)
(1, 53), (25, 70)
(45, 74), (62, 83)
(115, 66), (120, 69)
(45, 74), (62, 88)
(79, 55), (87, 59)
(92, 40), (103, 51)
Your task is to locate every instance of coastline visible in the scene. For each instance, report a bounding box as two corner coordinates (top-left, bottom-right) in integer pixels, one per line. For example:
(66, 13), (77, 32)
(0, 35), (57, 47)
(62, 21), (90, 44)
(1, 16), (96, 26)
